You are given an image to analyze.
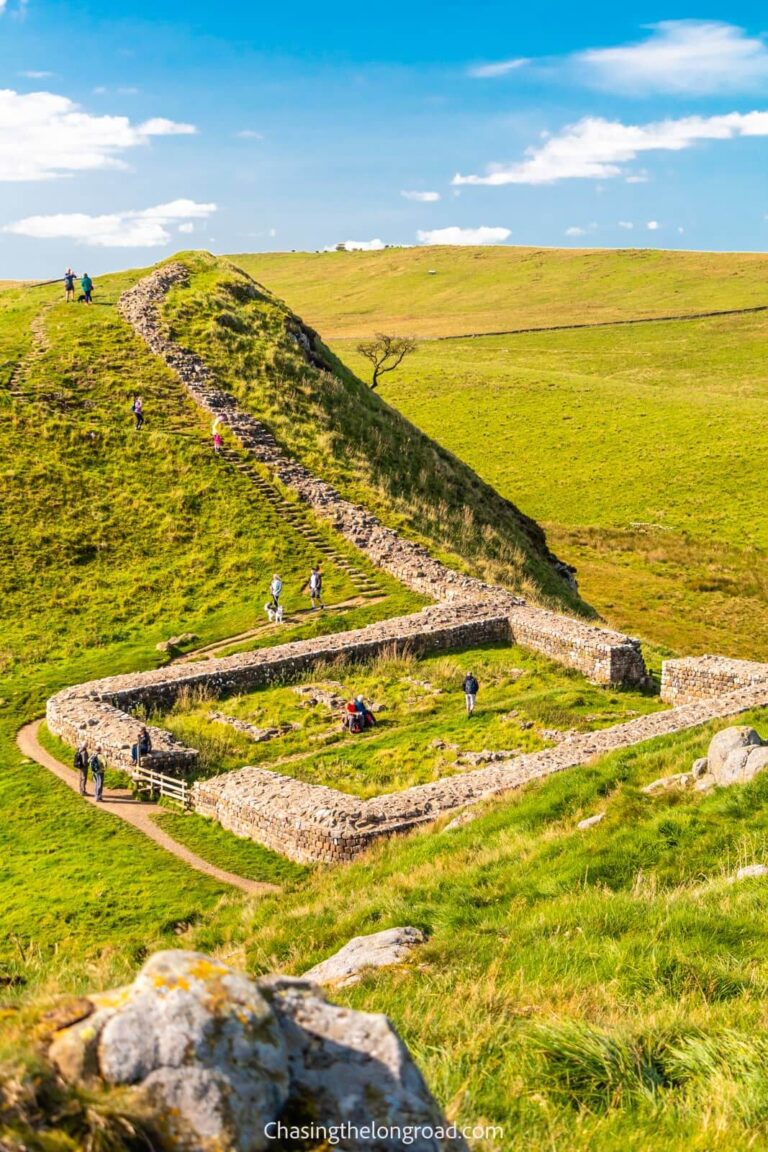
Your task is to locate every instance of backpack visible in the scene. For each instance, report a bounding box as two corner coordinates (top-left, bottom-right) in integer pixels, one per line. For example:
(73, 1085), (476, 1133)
(89, 754), (102, 774)
(465, 676), (479, 695)
(74, 749), (85, 770)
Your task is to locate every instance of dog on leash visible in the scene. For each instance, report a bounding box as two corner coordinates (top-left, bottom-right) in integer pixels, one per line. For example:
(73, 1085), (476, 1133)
(265, 602), (284, 623)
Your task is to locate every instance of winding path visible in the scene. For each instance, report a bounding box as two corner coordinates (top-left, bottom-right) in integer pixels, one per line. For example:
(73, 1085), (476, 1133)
(16, 720), (277, 897)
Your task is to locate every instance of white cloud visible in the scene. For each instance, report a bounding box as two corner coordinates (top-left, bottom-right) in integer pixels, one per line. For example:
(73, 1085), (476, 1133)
(4, 199), (217, 247)
(20, 70), (53, 79)
(326, 238), (386, 251)
(0, 89), (196, 181)
(618, 220), (634, 229)
(177, 222), (194, 234)
(625, 172), (650, 184)
(468, 57), (530, 79)
(236, 129), (264, 139)
(565, 226), (586, 236)
(401, 190), (441, 202)
(453, 110), (768, 186)
(647, 220), (660, 230)
(678, 226), (685, 234)
(577, 21), (768, 95)
(417, 226), (510, 246)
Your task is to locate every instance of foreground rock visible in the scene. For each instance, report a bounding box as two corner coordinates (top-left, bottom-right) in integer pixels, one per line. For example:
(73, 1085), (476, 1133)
(577, 812), (605, 830)
(689, 726), (768, 791)
(48, 949), (466, 1152)
(302, 927), (425, 988)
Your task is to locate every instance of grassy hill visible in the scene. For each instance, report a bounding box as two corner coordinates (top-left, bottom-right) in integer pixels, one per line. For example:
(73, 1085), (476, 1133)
(236, 246), (768, 660)
(4, 249), (768, 1151)
(231, 246), (768, 338)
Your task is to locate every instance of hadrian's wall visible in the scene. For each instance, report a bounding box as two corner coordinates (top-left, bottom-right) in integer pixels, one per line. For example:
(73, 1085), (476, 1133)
(193, 678), (768, 863)
(661, 655), (768, 705)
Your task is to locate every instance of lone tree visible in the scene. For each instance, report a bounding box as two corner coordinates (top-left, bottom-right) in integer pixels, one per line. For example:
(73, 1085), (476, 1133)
(356, 333), (417, 390)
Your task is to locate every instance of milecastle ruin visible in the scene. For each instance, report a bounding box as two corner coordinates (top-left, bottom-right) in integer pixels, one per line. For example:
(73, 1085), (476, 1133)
(45, 265), (768, 862)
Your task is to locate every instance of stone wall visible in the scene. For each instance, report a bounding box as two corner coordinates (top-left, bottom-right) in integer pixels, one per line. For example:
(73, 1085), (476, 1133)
(193, 678), (768, 863)
(117, 263), (647, 689)
(661, 655), (768, 705)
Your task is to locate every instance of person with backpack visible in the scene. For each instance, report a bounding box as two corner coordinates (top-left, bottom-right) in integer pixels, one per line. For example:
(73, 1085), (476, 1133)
(64, 268), (76, 302)
(90, 747), (105, 802)
(80, 272), (93, 304)
(463, 671), (479, 717)
(131, 395), (144, 430)
(308, 565), (325, 610)
(74, 742), (89, 795)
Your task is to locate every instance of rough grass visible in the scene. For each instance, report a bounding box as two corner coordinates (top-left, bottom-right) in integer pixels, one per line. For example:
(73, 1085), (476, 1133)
(151, 810), (310, 886)
(163, 642), (663, 796)
(231, 246), (768, 338)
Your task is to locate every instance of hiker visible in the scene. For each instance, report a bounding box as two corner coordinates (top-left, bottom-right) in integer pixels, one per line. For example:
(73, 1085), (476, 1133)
(463, 671), (479, 717)
(265, 573), (283, 622)
(74, 741), (89, 795)
(308, 565), (325, 610)
(64, 268), (76, 302)
(80, 272), (93, 304)
(212, 429), (223, 455)
(131, 726), (152, 766)
(131, 394), (144, 430)
(90, 747), (105, 802)
(351, 695), (376, 730)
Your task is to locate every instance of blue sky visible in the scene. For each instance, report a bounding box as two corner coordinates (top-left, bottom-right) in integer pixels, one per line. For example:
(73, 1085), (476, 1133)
(1, 1), (768, 275)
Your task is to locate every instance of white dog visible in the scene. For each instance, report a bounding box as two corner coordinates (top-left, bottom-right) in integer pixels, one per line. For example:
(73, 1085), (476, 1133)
(265, 602), (284, 623)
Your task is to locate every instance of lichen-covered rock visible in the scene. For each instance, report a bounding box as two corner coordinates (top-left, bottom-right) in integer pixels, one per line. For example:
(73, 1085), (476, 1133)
(641, 772), (692, 795)
(577, 812), (605, 830)
(48, 951), (465, 1152)
(707, 727), (763, 782)
(302, 927), (425, 988)
(734, 863), (768, 881)
(262, 976), (468, 1151)
(50, 951), (289, 1152)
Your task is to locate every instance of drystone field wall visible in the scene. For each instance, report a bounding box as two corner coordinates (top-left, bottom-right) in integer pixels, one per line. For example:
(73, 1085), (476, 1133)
(662, 655), (768, 705)
(193, 679), (768, 863)
(117, 263), (647, 688)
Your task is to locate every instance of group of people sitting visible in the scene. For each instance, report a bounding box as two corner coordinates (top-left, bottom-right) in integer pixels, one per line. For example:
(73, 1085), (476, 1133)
(343, 696), (376, 734)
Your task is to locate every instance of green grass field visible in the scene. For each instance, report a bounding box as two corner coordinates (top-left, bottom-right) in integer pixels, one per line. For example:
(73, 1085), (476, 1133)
(163, 643), (662, 796)
(232, 246), (768, 338)
(7, 247), (768, 1152)
(237, 246), (768, 660)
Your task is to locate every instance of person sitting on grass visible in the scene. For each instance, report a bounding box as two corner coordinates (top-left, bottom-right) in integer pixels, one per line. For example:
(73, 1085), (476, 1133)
(131, 726), (152, 767)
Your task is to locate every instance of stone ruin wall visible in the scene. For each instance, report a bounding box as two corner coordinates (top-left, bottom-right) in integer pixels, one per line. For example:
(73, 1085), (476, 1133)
(193, 678), (768, 863)
(661, 655), (768, 706)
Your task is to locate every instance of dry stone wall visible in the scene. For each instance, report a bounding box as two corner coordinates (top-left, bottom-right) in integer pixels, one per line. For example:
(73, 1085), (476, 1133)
(662, 655), (768, 705)
(193, 679), (768, 863)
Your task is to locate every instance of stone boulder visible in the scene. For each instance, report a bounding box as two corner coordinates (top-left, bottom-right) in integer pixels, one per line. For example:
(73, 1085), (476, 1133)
(707, 727), (763, 783)
(47, 949), (465, 1152)
(302, 927), (425, 988)
(733, 863), (768, 882)
(262, 976), (467, 1150)
(577, 812), (605, 830)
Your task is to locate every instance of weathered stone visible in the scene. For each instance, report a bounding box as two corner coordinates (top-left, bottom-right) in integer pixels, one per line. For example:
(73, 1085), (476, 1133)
(692, 757), (709, 779)
(709, 723), (764, 778)
(733, 864), (768, 881)
(302, 927), (425, 988)
(577, 812), (605, 830)
(641, 773), (691, 795)
(49, 953), (464, 1152)
(443, 810), (477, 832)
(52, 951), (289, 1152)
(662, 656), (768, 705)
(263, 977), (468, 1151)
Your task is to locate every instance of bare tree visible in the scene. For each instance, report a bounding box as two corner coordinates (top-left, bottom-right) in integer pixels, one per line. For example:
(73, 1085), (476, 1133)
(356, 333), (417, 390)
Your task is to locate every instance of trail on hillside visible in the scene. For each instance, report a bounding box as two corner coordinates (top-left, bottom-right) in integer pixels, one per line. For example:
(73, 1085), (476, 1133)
(16, 720), (276, 897)
(436, 304), (768, 342)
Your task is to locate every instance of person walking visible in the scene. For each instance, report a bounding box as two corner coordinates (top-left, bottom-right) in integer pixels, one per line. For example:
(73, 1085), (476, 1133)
(80, 272), (93, 304)
(308, 565), (325, 610)
(90, 747), (105, 802)
(64, 268), (76, 302)
(266, 573), (283, 622)
(131, 394), (144, 430)
(213, 429), (223, 455)
(463, 671), (479, 717)
(74, 742), (89, 795)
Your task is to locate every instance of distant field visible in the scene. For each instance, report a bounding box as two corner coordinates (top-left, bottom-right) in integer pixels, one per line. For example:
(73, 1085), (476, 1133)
(234, 246), (768, 659)
(232, 246), (768, 339)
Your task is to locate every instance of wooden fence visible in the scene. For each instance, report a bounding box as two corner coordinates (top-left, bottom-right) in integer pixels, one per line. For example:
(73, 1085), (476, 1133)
(131, 764), (191, 810)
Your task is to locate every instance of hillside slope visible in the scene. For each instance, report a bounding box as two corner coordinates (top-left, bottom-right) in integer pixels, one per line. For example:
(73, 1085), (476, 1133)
(231, 245), (768, 339)
(161, 252), (585, 612)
